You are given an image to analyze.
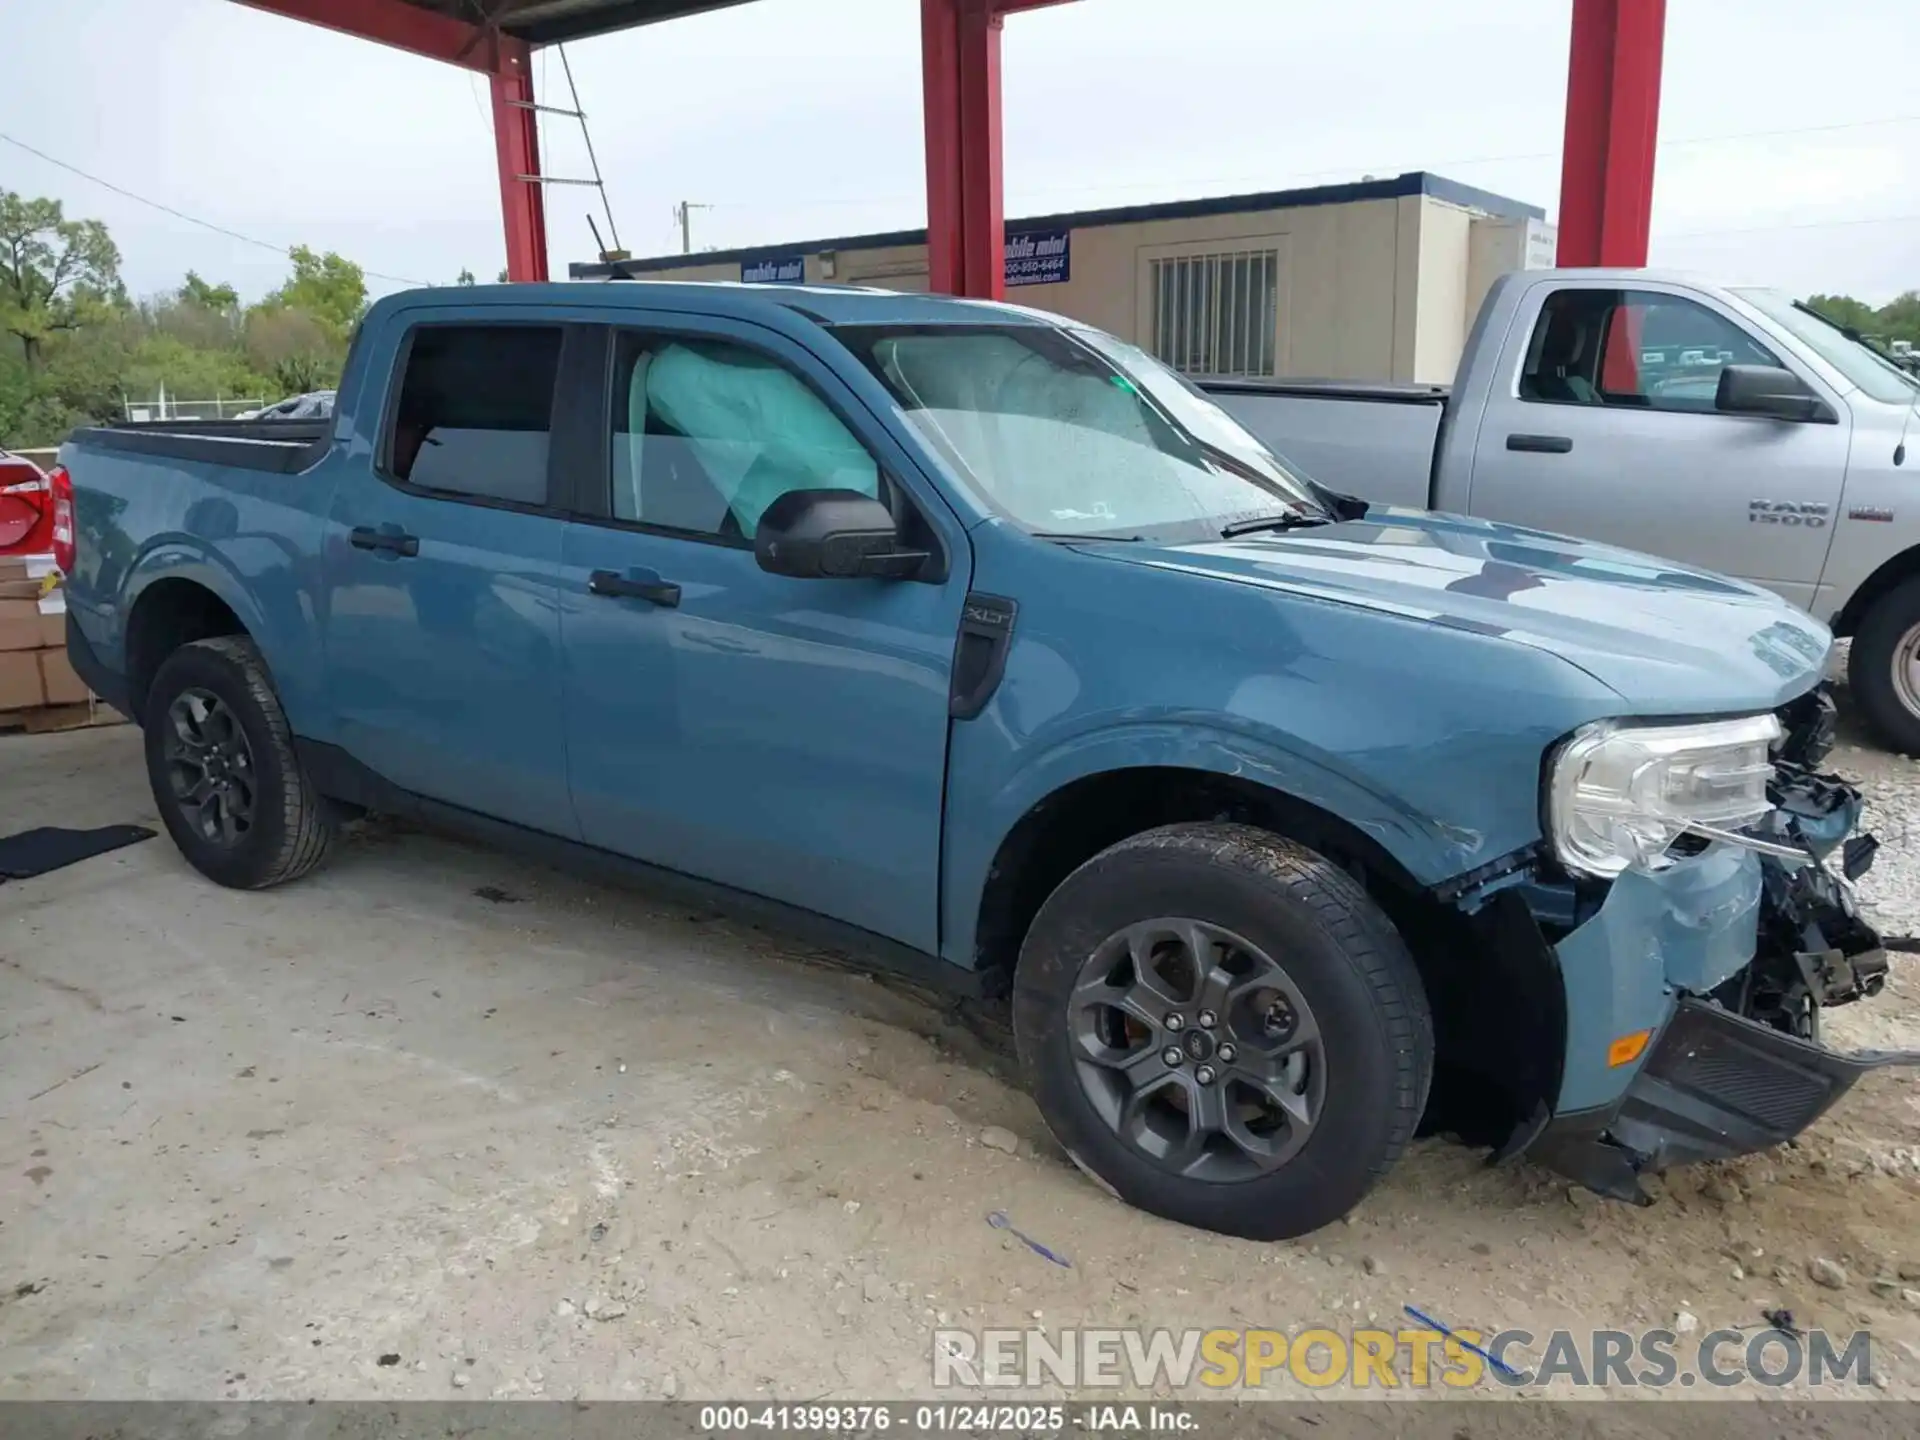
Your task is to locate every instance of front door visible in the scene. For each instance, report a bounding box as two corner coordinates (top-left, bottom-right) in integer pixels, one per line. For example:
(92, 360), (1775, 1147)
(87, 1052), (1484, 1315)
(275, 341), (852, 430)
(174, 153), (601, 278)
(320, 320), (578, 838)
(557, 319), (971, 952)
(1467, 281), (1849, 609)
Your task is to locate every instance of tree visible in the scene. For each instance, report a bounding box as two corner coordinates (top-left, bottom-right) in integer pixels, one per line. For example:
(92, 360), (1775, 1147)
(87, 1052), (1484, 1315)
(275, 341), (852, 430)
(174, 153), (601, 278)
(243, 306), (337, 395)
(456, 268), (477, 286)
(0, 190), (124, 373)
(259, 245), (367, 336)
(1801, 294), (1880, 336)
(179, 271), (239, 314)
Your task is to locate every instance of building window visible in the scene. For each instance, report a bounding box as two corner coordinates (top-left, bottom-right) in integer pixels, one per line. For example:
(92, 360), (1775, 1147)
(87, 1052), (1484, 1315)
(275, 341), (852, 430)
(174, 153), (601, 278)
(1150, 248), (1279, 377)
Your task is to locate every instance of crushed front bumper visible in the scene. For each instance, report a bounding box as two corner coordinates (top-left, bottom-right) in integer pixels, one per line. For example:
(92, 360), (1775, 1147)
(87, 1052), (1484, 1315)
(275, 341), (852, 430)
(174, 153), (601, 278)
(1532, 996), (1920, 1201)
(1521, 684), (1920, 1200)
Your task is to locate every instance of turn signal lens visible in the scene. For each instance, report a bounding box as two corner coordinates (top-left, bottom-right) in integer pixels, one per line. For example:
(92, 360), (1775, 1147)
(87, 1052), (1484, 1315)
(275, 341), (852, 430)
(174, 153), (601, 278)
(1608, 1029), (1653, 1068)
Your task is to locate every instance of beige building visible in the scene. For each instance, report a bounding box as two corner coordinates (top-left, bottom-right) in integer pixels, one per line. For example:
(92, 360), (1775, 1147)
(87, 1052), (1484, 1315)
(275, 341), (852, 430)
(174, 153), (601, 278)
(577, 171), (1554, 385)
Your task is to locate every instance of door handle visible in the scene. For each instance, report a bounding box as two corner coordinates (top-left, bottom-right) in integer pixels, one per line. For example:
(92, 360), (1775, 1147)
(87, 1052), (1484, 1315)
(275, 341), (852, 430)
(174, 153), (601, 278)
(349, 526), (420, 556)
(588, 568), (681, 608)
(1506, 433), (1573, 454)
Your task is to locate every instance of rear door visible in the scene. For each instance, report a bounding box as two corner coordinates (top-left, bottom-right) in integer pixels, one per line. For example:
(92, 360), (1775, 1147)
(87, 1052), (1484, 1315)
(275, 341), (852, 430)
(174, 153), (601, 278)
(554, 315), (972, 952)
(1466, 280), (1848, 606)
(319, 316), (585, 838)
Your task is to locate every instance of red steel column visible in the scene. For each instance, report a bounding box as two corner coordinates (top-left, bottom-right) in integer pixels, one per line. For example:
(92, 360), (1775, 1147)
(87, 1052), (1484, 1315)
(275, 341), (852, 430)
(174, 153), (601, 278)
(1556, 0), (1667, 267)
(490, 37), (549, 283)
(954, 0), (1005, 301)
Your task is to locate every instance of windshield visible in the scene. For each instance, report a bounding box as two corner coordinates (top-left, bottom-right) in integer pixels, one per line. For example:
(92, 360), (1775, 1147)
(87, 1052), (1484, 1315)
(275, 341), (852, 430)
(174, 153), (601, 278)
(1732, 288), (1920, 405)
(832, 322), (1326, 540)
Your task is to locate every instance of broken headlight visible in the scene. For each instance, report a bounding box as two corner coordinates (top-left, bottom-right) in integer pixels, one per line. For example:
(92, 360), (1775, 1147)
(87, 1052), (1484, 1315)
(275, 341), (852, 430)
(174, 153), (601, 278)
(1548, 714), (1782, 878)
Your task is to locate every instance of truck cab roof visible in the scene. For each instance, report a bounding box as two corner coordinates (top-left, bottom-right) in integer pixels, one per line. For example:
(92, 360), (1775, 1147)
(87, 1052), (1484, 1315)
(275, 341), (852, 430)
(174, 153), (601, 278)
(377, 280), (1060, 330)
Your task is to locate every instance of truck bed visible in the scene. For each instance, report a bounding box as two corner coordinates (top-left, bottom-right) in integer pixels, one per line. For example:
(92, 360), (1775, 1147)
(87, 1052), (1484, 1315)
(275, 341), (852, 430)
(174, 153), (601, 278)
(1201, 378), (1446, 510)
(70, 419), (332, 476)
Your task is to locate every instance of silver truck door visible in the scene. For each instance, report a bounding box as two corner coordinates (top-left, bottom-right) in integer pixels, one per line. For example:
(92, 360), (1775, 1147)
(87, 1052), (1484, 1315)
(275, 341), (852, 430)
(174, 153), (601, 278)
(1465, 279), (1848, 607)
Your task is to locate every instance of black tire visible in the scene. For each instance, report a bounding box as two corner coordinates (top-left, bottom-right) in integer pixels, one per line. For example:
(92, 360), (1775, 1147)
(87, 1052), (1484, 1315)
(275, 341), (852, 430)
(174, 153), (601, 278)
(143, 635), (336, 889)
(1012, 822), (1431, 1240)
(1848, 579), (1920, 755)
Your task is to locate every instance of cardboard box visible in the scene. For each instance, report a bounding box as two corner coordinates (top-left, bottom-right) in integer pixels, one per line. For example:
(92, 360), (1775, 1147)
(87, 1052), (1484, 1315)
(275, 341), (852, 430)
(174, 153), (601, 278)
(0, 558), (31, 582)
(38, 612), (65, 647)
(0, 616), (41, 652)
(0, 578), (42, 602)
(0, 650), (44, 711)
(39, 648), (88, 705)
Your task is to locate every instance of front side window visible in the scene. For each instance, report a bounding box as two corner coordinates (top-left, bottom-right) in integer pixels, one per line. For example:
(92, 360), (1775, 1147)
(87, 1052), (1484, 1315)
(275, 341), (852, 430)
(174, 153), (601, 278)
(387, 325), (561, 505)
(610, 334), (880, 542)
(1520, 289), (1781, 413)
(834, 322), (1324, 542)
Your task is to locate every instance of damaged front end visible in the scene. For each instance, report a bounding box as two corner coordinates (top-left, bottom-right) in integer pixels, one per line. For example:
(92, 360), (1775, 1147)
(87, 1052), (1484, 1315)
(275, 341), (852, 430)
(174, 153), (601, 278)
(1472, 686), (1919, 1201)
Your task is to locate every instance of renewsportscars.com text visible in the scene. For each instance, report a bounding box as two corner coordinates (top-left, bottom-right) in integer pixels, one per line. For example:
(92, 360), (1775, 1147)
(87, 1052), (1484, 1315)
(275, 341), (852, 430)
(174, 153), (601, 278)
(933, 1325), (1874, 1391)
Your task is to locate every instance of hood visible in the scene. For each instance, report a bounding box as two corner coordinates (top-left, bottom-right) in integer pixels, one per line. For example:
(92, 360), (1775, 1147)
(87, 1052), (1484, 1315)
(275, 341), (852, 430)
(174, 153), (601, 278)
(1083, 507), (1830, 714)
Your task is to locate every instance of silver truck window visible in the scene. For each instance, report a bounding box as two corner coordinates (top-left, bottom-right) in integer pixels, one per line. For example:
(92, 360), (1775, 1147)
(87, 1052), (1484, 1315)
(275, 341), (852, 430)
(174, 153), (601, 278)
(387, 325), (562, 507)
(609, 334), (880, 542)
(1732, 288), (1919, 405)
(1520, 289), (1781, 413)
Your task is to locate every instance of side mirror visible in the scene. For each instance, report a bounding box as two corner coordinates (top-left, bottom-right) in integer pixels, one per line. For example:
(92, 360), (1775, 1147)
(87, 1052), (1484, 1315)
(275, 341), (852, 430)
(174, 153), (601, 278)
(1716, 364), (1834, 423)
(755, 488), (929, 580)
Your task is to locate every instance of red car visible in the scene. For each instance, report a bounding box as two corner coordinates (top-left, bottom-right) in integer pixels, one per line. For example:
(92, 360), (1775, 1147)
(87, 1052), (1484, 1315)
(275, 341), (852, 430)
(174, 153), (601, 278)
(0, 450), (55, 556)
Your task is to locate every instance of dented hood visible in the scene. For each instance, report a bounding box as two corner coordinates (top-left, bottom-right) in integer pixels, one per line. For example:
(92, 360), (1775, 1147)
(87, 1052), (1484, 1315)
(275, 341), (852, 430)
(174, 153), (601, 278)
(1087, 507), (1831, 715)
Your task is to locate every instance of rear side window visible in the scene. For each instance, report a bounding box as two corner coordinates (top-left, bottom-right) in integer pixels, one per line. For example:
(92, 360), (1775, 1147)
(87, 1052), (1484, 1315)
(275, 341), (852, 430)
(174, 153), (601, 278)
(386, 325), (563, 505)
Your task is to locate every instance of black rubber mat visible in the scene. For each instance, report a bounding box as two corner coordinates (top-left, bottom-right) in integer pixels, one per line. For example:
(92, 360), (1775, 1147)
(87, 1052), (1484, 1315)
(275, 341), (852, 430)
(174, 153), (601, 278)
(0, 824), (155, 880)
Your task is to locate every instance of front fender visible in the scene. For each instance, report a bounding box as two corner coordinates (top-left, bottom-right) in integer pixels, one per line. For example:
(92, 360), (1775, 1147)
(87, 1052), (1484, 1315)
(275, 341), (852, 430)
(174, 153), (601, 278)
(939, 713), (1481, 970)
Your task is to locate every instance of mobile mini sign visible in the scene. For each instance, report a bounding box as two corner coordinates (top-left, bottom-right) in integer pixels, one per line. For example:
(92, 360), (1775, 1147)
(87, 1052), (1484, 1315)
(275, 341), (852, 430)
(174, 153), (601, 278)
(741, 255), (807, 284)
(1005, 230), (1070, 287)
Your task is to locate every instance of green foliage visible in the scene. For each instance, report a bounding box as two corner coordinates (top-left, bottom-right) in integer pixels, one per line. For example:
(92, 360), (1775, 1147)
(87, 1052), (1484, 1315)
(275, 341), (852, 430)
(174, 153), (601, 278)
(179, 271), (240, 314)
(258, 245), (367, 337)
(0, 192), (381, 448)
(1801, 292), (1920, 351)
(0, 189), (125, 372)
(456, 268), (477, 286)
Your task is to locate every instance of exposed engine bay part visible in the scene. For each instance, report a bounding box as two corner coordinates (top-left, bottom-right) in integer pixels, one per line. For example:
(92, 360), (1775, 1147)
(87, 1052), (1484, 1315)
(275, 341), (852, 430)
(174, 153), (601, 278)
(1499, 682), (1916, 1200)
(1715, 753), (1889, 1040)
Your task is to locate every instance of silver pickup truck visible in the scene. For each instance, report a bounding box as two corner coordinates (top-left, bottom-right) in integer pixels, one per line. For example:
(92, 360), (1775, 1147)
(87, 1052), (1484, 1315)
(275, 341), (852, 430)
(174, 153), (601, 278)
(1204, 269), (1920, 750)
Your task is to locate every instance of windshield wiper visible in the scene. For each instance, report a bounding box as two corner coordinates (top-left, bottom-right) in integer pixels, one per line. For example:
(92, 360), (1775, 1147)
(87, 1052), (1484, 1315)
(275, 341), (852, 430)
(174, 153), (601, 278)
(1218, 511), (1327, 539)
(1029, 531), (1144, 543)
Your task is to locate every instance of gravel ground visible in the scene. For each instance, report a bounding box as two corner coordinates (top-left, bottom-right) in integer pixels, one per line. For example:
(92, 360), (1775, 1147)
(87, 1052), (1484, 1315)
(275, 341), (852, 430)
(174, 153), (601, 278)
(2, 700), (1919, 1414)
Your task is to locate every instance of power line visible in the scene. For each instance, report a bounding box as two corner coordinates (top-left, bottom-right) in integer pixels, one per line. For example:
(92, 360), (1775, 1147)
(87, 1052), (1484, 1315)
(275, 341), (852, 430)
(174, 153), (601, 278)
(0, 130), (433, 288)
(1657, 213), (1920, 241)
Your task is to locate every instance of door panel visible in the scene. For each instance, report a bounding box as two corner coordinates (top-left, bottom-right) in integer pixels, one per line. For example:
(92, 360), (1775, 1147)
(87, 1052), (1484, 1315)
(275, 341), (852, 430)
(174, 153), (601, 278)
(318, 320), (576, 838)
(560, 528), (961, 949)
(556, 316), (972, 953)
(1468, 284), (1848, 599)
(323, 479), (575, 838)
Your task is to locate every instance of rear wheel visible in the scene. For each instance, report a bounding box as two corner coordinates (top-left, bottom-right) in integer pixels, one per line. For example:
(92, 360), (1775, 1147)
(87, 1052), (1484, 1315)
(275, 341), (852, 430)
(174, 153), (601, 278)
(143, 636), (335, 888)
(1013, 822), (1432, 1239)
(1848, 579), (1920, 755)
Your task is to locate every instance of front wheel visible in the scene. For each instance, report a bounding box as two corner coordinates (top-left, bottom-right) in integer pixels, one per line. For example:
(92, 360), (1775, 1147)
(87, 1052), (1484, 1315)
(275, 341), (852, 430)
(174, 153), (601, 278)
(1848, 579), (1920, 755)
(143, 635), (336, 889)
(1012, 822), (1432, 1240)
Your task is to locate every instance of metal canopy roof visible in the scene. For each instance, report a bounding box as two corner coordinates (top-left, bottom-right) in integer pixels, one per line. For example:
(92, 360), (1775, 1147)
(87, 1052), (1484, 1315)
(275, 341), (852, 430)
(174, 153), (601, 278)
(397, 0), (752, 46)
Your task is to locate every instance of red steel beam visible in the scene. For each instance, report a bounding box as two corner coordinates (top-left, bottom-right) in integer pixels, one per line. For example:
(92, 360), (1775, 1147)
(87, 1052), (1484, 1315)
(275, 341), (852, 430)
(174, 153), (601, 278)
(231, 1), (548, 280)
(231, 0), (500, 71)
(490, 37), (550, 282)
(922, 0), (1078, 300)
(1555, 0), (1667, 267)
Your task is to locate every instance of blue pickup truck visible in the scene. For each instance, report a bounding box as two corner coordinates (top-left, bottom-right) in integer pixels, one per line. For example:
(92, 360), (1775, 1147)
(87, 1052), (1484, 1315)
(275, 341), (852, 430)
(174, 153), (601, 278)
(52, 281), (1914, 1239)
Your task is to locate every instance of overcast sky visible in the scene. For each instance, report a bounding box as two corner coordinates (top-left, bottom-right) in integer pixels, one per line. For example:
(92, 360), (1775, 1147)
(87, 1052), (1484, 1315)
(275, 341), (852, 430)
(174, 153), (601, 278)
(5, 0), (1916, 306)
